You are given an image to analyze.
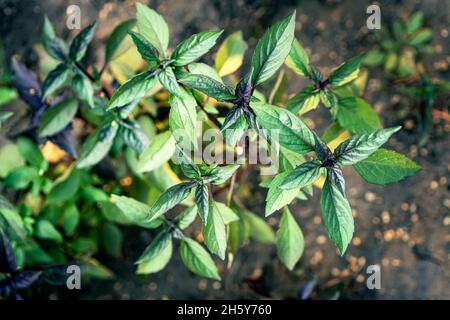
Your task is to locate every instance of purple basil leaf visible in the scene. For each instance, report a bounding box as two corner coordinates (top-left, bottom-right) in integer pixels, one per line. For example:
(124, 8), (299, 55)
(12, 270), (42, 289)
(11, 58), (44, 111)
(0, 278), (14, 297)
(297, 280), (316, 300)
(0, 232), (17, 273)
(49, 124), (77, 158)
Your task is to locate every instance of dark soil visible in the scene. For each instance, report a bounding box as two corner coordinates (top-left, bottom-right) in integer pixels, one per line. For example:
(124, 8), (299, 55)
(1, 0), (449, 299)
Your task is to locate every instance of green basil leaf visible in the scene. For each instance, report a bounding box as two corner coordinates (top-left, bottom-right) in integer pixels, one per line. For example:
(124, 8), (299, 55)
(336, 97), (381, 133)
(252, 102), (316, 154)
(69, 22), (97, 62)
(287, 85), (320, 115)
(334, 126), (401, 166)
(16, 136), (47, 171)
(136, 231), (172, 264)
(137, 131), (176, 173)
(62, 205), (80, 236)
(362, 50), (385, 67)
(178, 74), (235, 101)
(136, 3), (169, 56)
(188, 63), (224, 83)
(136, 237), (172, 274)
(72, 74), (94, 108)
(276, 207), (305, 270)
(215, 31), (247, 77)
(108, 70), (156, 109)
(149, 182), (196, 221)
(110, 194), (151, 223)
(223, 113), (248, 147)
(319, 88), (338, 110)
(4, 166), (38, 190)
(41, 63), (69, 100)
(101, 223), (123, 258)
(180, 238), (220, 280)
(47, 169), (80, 204)
(38, 99), (78, 137)
(251, 11), (296, 86)
(129, 30), (159, 64)
(208, 164), (240, 185)
(172, 30), (223, 66)
(175, 205), (198, 230)
(354, 148), (421, 185)
(42, 16), (68, 61)
(174, 146), (200, 179)
(409, 28), (432, 46)
(406, 12), (424, 34)
(203, 200), (227, 259)
(77, 121), (119, 168)
(285, 38), (310, 77)
(321, 167), (353, 255)
(119, 120), (150, 154)
(280, 160), (323, 190)
(243, 210), (275, 244)
(105, 19), (136, 63)
(169, 87), (197, 147)
(213, 202), (239, 225)
(265, 172), (299, 217)
(328, 56), (361, 87)
(195, 183), (209, 222)
(158, 66), (181, 95)
(35, 219), (63, 242)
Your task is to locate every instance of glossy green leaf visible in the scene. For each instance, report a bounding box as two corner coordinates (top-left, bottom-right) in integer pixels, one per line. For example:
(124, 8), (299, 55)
(158, 66), (181, 95)
(137, 131), (176, 173)
(35, 219), (63, 242)
(280, 160), (323, 190)
(329, 56), (361, 87)
(213, 202), (239, 224)
(136, 237), (172, 274)
(334, 126), (401, 166)
(337, 97), (381, 133)
(175, 205), (198, 230)
(208, 164), (240, 185)
(251, 11), (296, 85)
(136, 231), (172, 264)
(129, 30), (159, 64)
(77, 121), (119, 168)
(72, 74), (94, 108)
(110, 194), (151, 223)
(252, 102), (316, 154)
(287, 85), (320, 115)
(136, 3), (169, 55)
(42, 16), (69, 61)
(265, 172), (299, 217)
(243, 210), (275, 244)
(169, 88), (197, 147)
(172, 30), (223, 66)
(108, 70), (156, 109)
(41, 63), (69, 100)
(354, 148), (421, 185)
(321, 167), (353, 255)
(149, 182), (196, 222)
(195, 183), (209, 222)
(215, 31), (247, 76)
(204, 200), (227, 259)
(276, 207), (304, 270)
(285, 38), (310, 76)
(38, 99), (78, 137)
(105, 19), (136, 63)
(69, 22), (97, 62)
(178, 74), (235, 101)
(180, 238), (220, 280)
